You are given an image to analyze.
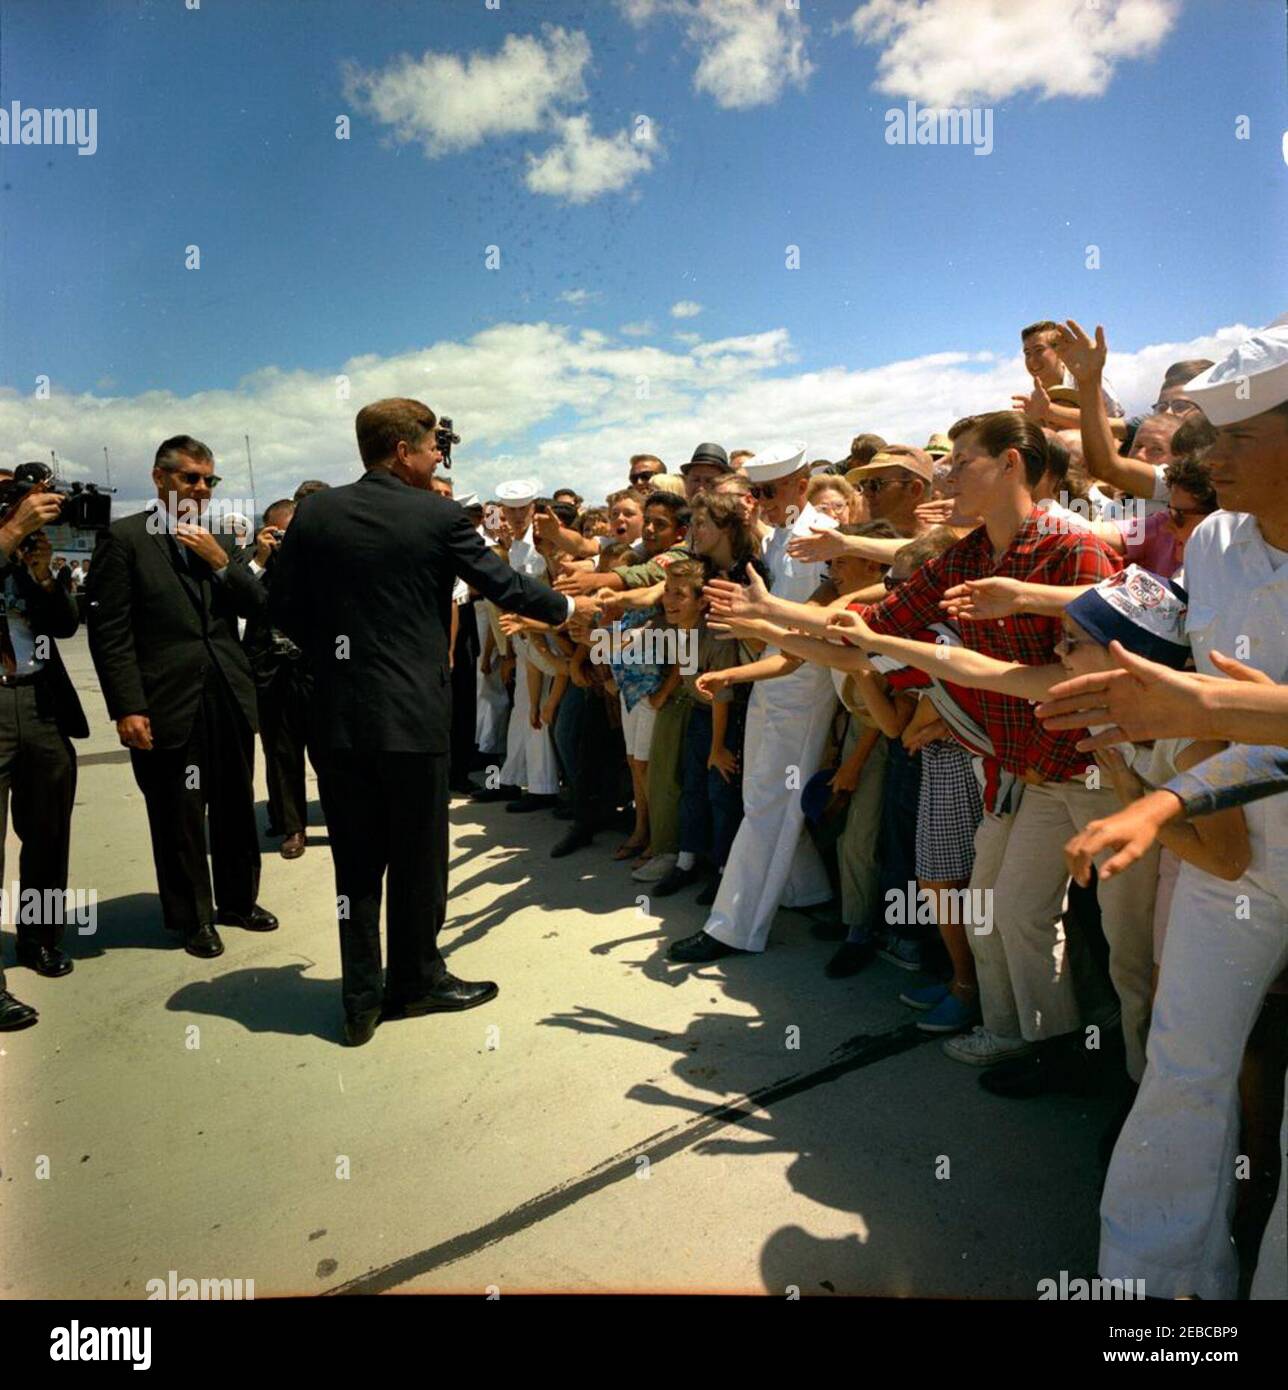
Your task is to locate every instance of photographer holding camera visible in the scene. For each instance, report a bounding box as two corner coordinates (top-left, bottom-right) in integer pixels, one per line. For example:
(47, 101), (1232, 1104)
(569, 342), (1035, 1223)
(243, 498), (314, 860)
(0, 470), (90, 1030)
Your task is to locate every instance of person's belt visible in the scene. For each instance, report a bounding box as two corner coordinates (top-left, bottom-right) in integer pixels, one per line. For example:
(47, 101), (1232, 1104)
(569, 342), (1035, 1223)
(0, 670), (41, 689)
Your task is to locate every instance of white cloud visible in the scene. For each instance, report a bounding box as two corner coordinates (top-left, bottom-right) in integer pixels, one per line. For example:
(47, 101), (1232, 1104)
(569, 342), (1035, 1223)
(343, 25), (591, 157)
(620, 0), (813, 110)
(843, 0), (1179, 106)
(670, 300), (703, 318)
(619, 320), (656, 337)
(559, 289), (602, 308)
(673, 331), (701, 345)
(524, 114), (657, 203)
(5, 320), (1249, 517)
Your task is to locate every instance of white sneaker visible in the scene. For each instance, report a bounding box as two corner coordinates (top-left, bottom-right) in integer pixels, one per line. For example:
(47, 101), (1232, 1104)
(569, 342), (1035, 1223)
(942, 1026), (1033, 1067)
(631, 853), (677, 883)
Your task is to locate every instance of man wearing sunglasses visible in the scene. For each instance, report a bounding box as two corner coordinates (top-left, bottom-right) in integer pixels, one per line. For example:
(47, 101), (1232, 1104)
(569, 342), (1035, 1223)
(87, 436), (277, 961)
(843, 447), (935, 538)
(627, 454), (665, 491)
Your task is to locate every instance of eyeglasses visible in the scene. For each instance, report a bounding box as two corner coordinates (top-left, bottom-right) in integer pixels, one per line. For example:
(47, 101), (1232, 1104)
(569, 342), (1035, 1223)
(162, 467), (221, 488)
(858, 478), (900, 495)
(629, 472), (658, 486)
(749, 484), (778, 501)
(1151, 399), (1199, 416)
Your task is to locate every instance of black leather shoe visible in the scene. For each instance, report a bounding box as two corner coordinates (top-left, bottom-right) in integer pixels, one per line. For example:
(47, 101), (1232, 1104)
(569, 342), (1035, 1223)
(0, 990), (38, 1031)
(979, 1036), (1100, 1099)
(551, 826), (594, 858)
(824, 939), (876, 979)
(653, 865), (701, 897)
(16, 943), (74, 977)
(343, 1007), (381, 1047)
(185, 924), (225, 959)
(695, 876), (719, 907)
(215, 904), (279, 932)
(505, 794), (557, 813)
(386, 974), (499, 1017)
(471, 784), (521, 803)
(668, 931), (740, 963)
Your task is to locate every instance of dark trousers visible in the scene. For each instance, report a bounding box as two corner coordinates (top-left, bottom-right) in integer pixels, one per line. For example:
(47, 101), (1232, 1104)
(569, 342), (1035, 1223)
(0, 682), (77, 981)
(678, 700), (745, 868)
(257, 660), (312, 836)
(573, 691), (626, 829)
(315, 748), (448, 1018)
(130, 670), (260, 936)
(875, 736), (921, 929)
(449, 604), (480, 784)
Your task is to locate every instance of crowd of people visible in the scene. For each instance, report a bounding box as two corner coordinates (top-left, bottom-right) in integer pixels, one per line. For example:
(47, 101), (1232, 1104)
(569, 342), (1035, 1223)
(1, 313), (1286, 1301)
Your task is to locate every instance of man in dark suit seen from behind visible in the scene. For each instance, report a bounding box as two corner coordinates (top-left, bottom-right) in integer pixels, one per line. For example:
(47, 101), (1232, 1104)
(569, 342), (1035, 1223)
(269, 398), (598, 1046)
(86, 436), (277, 959)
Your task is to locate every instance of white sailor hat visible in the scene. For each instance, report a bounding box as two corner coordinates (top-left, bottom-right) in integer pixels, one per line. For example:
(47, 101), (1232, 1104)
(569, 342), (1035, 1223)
(456, 491), (481, 509)
(494, 480), (540, 506)
(1184, 319), (1288, 426)
(741, 441), (807, 484)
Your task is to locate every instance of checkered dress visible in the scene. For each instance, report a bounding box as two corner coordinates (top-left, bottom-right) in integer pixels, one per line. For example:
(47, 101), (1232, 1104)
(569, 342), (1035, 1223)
(915, 738), (984, 882)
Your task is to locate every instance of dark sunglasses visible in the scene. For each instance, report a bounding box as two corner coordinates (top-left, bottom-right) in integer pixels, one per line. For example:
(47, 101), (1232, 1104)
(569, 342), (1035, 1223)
(630, 471), (659, 486)
(163, 466), (221, 488)
(749, 484), (778, 501)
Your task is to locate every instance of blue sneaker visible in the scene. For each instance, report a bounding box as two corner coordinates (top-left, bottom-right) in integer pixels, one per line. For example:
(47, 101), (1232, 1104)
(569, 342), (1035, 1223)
(898, 981), (950, 1011)
(878, 934), (923, 972)
(917, 990), (982, 1035)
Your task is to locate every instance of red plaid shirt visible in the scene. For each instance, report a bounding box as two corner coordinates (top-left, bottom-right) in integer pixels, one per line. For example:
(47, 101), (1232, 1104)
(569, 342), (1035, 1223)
(854, 508), (1122, 787)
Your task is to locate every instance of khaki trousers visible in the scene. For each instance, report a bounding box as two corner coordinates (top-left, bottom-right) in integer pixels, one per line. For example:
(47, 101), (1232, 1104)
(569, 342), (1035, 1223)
(967, 779), (1159, 1080)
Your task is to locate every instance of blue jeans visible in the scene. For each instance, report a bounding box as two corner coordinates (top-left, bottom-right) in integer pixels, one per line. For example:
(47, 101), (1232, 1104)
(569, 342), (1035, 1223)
(679, 700), (745, 868)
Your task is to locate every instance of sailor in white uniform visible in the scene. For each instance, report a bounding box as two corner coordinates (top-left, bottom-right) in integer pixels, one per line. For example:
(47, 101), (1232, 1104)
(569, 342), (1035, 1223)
(1099, 319), (1288, 1299)
(670, 442), (838, 961)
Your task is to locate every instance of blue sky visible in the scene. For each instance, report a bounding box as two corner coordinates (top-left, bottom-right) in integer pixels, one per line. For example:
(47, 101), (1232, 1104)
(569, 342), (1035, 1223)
(1, 0), (1284, 504)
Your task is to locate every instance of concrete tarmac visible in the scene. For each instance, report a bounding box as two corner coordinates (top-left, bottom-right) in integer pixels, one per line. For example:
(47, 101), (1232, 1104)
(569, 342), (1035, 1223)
(2, 631), (1282, 1299)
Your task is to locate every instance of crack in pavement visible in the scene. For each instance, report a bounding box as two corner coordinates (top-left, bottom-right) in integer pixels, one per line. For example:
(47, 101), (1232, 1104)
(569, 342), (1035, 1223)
(326, 1021), (932, 1295)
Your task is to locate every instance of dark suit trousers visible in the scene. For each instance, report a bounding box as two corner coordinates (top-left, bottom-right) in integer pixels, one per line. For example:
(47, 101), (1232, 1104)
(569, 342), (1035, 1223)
(257, 661), (312, 836)
(314, 748), (448, 1018)
(573, 691), (627, 830)
(0, 683), (77, 968)
(131, 670), (261, 935)
(449, 605), (479, 783)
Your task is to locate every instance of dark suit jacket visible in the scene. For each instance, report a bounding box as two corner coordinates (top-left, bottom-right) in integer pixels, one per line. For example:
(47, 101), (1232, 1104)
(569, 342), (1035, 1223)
(270, 468), (569, 754)
(0, 562), (89, 739)
(86, 509), (267, 748)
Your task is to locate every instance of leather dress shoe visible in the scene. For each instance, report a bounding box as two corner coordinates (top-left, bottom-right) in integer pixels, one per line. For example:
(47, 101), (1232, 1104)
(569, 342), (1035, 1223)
(185, 924), (225, 959)
(551, 826), (595, 858)
(652, 865), (701, 897)
(383, 974), (499, 1018)
(0, 990), (38, 1031)
(505, 794), (557, 813)
(668, 931), (741, 963)
(824, 939), (876, 979)
(16, 943), (74, 977)
(695, 876), (719, 907)
(215, 904), (279, 932)
(471, 784), (521, 803)
(343, 1007), (381, 1047)
(280, 832), (306, 860)
(979, 1035), (1101, 1099)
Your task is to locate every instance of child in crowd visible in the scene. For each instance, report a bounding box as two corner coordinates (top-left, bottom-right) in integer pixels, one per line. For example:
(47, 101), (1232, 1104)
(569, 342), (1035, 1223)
(650, 558), (746, 901)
